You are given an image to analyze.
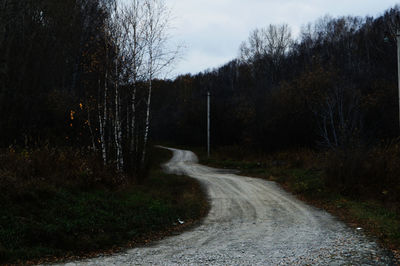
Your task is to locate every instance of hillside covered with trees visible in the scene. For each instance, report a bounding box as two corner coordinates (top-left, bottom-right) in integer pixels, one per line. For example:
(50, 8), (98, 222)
(152, 6), (400, 198)
(0, 0), (208, 264)
(1, 0), (180, 172)
(149, 6), (400, 251)
(1, 0), (400, 262)
(153, 7), (400, 150)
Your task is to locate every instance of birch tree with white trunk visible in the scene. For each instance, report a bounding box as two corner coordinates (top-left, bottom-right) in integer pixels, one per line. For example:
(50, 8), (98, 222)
(119, 1), (147, 167)
(97, 19), (111, 166)
(93, 0), (179, 172)
(105, 0), (125, 171)
(141, 0), (180, 165)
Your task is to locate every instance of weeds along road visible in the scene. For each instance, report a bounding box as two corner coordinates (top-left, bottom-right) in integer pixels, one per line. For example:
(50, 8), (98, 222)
(62, 147), (394, 265)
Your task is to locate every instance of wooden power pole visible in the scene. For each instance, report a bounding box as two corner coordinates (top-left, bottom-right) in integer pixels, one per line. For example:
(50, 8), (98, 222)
(207, 91), (210, 157)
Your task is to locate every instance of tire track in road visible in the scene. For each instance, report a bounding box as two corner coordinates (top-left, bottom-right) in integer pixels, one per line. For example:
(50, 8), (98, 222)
(61, 147), (394, 265)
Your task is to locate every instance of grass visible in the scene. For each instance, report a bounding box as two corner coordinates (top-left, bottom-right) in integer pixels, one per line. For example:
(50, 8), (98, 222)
(346, 201), (400, 241)
(0, 147), (208, 264)
(195, 145), (400, 257)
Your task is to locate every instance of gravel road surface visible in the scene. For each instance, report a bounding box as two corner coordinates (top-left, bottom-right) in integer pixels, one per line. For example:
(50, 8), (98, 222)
(61, 147), (395, 265)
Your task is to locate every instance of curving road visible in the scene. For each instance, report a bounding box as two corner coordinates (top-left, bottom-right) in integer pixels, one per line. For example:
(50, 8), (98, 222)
(62, 147), (394, 265)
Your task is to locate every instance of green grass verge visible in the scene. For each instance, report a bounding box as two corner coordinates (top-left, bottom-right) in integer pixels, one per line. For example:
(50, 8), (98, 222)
(197, 147), (400, 253)
(0, 147), (208, 264)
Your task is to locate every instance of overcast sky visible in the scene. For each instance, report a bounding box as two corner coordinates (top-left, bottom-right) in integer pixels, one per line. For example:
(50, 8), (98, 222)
(164, 0), (399, 77)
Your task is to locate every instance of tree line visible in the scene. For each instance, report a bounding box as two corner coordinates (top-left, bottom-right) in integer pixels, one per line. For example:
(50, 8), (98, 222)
(3, 1), (400, 173)
(0, 0), (177, 173)
(151, 6), (400, 153)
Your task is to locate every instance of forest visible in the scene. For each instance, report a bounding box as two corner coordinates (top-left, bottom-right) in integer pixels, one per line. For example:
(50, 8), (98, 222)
(151, 6), (400, 201)
(0, 0), (203, 263)
(153, 8), (400, 149)
(1, 0), (400, 262)
(3, 1), (400, 188)
(0, 0), (180, 172)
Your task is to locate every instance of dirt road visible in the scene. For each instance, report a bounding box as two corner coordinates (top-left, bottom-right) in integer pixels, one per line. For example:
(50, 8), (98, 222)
(63, 147), (394, 265)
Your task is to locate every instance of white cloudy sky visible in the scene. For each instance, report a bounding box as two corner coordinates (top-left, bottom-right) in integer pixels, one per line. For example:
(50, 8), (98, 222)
(164, 0), (399, 77)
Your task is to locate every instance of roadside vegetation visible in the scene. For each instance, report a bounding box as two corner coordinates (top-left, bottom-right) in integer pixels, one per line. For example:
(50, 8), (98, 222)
(1, 1), (202, 264)
(197, 145), (400, 259)
(0, 146), (208, 265)
(3, 0), (400, 264)
(150, 6), (400, 261)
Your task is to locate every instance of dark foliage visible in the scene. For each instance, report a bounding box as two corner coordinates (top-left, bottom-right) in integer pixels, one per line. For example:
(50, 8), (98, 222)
(151, 6), (400, 152)
(0, 0), (112, 147)
(0, 147), (208, 264)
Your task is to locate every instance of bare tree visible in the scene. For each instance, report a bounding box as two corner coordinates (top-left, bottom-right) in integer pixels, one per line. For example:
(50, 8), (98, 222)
(96, 0), (125, 171)
(98, 66), (108, 165)
(97, 4), (112, 165)
(92, 0), (179, 171)
(113, 2), (124, 171)
(316, 86), (362, 149)
(141, 0), (180, 165)
(119, 1), (147, 164)
(239, 24), (292, 64)
(239, 24), (292, 84)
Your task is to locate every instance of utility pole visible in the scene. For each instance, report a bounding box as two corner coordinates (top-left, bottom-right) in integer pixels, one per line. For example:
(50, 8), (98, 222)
(207, 91), (210, 157)
(397, 29), (400, 132)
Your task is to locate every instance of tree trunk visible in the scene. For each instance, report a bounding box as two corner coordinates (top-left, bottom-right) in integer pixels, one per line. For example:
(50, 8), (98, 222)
(114, 73), (124, 171)
(98, 72), (108, 165)
(142, 72), (152, 165)
(130, 84), (136, 154)
(87, 103), (97, 151)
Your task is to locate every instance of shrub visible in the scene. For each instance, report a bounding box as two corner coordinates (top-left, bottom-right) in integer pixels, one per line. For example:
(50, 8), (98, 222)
(0, 147), (126, 200)
(324, 141), (400, 204)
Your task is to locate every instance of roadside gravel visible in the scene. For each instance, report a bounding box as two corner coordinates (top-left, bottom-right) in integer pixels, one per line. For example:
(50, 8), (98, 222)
(59, 147), (395, 265)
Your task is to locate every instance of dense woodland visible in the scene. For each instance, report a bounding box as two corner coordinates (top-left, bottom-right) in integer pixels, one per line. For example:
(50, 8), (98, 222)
(153, 7), (400, 150)
(0, 1), (191, 262)
(150, 6), (400, 201)
(0, 0), (178, 173)
(1, 1), (400, 261)
(1, 1), (400, 192)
